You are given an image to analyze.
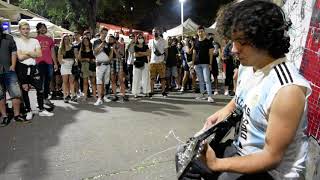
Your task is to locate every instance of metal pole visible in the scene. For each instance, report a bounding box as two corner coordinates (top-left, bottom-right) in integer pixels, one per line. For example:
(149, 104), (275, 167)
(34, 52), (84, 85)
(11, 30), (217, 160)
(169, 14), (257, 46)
(181, 2), (184, 39)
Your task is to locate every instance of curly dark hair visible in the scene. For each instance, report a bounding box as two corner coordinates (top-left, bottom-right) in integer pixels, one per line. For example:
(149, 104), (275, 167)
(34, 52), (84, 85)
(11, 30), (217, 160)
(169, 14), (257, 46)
(216, 0), (291, 59)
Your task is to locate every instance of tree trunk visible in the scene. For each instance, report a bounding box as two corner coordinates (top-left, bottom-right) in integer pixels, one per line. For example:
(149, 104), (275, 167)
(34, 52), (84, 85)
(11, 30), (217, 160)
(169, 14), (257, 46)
(88, 0), (97, 35)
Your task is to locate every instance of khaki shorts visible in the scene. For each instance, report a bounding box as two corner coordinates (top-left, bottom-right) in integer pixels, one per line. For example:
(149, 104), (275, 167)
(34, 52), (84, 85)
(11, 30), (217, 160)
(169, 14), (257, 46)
(149, 63), (166, 80)
(81, 62), (96, 79)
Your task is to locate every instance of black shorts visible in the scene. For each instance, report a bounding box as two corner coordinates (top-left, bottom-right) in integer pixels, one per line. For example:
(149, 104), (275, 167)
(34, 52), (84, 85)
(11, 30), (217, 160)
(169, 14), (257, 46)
(211, 56), (219, 77)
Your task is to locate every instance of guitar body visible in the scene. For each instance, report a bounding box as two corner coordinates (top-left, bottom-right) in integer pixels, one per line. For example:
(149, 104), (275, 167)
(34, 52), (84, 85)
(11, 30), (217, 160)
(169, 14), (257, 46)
(176, 109), (243, 180)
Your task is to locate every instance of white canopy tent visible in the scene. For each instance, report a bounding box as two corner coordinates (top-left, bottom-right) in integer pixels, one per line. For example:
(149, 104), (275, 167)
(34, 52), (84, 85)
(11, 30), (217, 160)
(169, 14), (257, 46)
(164, 18), (217, 38)
(0, 0), (48, 22)
(11, 17), (74, 39)
(206, 22), (217, 34)
(164, 18), (199, 38)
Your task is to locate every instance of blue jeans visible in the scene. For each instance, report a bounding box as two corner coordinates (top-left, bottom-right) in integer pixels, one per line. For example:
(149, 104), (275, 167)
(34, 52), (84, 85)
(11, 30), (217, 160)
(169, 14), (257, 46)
(194, 64), (212, 96)
(38, 63), (54, 99)
(0, 71), (21, 100)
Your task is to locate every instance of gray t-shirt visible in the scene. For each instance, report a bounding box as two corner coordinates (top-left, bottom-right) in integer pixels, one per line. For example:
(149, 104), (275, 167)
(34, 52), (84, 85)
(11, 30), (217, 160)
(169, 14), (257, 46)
(0, 34), (17, 74)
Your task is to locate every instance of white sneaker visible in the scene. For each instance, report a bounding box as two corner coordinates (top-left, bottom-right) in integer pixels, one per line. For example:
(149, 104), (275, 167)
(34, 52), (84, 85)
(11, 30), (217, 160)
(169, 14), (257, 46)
(94, 98), (103, 106)
(179, 87), (184, 92)
(213, 90), (219, 96)
(26, 111), (33, 120)
(196, 94), (206, 100)
(208, 97), (215, 103)
(224, 91), (229, 96)
(39, 110), (54, 117)
(103, 96), (111, 103)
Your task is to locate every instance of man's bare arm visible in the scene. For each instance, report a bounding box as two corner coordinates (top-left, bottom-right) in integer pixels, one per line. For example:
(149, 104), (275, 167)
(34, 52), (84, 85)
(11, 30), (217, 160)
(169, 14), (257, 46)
(206, 85), (307, 174)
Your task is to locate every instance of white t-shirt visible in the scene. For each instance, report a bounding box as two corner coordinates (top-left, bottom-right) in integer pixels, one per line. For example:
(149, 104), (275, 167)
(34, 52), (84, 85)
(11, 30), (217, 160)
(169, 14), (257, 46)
(14, 37), (40, 65)
(148, 38), (168, 64)
(234, 58), (311, 179)
(127, 43), (135, 65)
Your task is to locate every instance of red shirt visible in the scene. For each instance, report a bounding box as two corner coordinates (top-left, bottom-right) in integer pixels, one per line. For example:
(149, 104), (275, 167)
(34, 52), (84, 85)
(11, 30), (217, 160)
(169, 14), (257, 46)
(36, 35), (55, 64)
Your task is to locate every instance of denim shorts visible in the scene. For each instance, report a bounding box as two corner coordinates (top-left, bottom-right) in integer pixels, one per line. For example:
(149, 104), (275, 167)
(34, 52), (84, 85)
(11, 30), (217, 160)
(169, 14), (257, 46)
(0, 71), (21, 100)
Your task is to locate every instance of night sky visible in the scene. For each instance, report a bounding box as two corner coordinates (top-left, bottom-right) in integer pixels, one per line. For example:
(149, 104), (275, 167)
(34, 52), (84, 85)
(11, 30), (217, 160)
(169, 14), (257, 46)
(136, 0), (234, 31)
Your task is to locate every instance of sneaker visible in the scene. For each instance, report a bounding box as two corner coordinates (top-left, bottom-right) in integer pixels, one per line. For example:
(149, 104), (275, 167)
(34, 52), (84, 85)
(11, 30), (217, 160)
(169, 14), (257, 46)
(44, 99), (54, 106)
(208, 97), (215, 103)
(103, 96), (111, 103)
(94, 98), (103, 106)
(213, 90), (219, 96)
(1, 117), (11, 127)
(162, 92), (168, 98)
(179, 87), (185, 92)
(26, 111), (33, 120)
(14, 115), (29, 124)
(70, 96), (77, 102)
(39, 109), (54, 117)
(64, 96), (70, 103)
(224, 90), (229, 96)
(110, 96), (119, 102)
(196, 93), (206, 100)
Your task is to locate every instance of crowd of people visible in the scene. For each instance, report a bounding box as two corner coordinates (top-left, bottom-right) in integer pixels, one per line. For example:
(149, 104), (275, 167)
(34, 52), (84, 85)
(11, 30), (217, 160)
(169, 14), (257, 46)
(0, 18), (240, 126)
(0, 0), (313, 179)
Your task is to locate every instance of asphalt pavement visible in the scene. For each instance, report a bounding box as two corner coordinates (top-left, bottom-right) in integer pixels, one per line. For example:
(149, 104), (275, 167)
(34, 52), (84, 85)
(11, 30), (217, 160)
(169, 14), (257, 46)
(0, 91), (231, 180)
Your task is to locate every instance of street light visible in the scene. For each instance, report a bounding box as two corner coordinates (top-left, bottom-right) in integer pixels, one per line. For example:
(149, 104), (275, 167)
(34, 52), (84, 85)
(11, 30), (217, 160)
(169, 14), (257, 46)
(179, 0), (186, 39)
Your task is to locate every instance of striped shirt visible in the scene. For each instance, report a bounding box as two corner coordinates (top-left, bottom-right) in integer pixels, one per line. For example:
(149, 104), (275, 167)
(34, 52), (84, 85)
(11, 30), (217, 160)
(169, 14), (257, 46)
(234, 58), (311, 180)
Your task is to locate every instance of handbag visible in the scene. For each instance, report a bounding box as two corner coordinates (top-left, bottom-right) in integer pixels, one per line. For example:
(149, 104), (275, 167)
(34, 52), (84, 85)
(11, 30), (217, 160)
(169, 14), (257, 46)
(134, 60), (145, 68)
(89, 62), (96, 71)
(153, 40), (164, 56)
(71, 63), (81, 78)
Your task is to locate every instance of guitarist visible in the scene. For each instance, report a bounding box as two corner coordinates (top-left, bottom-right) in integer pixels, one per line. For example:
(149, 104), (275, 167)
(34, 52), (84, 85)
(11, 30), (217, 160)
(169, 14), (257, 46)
(179, 1), (311, 180)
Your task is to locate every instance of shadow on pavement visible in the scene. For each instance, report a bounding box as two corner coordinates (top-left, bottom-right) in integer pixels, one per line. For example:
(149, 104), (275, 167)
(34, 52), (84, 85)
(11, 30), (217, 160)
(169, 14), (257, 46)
(0, 105), (108, 180)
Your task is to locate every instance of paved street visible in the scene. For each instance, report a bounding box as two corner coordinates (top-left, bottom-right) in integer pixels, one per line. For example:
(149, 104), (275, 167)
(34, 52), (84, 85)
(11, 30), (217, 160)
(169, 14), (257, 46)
(0, 91), (231, 180)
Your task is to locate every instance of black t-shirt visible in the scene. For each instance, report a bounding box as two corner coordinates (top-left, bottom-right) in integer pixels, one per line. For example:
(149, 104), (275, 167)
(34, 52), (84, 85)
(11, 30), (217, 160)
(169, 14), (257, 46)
(194, 38), (213, 65)
(0, 34), (16, 74)
(63, 47), (75, 59)
(81, 50), (95, 59)
(166, 45), (179, 67)
(134, 44), (149, 63)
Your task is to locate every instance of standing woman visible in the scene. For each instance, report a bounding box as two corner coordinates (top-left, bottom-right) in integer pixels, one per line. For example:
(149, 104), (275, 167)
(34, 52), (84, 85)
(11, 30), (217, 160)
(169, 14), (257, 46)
(132, 34), (151, 98)
(58, 35), (77, 103)
(79, 36), (96, 101)
(180, 38), (196, 92)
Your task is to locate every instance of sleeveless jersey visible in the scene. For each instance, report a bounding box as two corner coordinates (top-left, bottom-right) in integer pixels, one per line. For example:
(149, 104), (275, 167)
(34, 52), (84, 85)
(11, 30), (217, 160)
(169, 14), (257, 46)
(234, 58), (311, 180)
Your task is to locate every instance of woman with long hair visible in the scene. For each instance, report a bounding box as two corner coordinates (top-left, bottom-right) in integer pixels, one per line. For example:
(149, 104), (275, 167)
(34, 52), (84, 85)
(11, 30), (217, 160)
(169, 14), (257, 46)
(79, 36), (96, 101)
(132, 34), (151, 98)
(180, 38), (197, 92)
(58, 34), (77, 103)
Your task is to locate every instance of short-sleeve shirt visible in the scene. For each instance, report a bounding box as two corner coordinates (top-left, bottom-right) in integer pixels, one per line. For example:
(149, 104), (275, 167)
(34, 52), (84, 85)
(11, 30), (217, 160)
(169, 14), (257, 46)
(0, 34), (17, 74)
(134, 44), (149, 63)
(148, 38), (168, 64)
(166, 46), (178, 67)
(15, 37), (41, 66)
(93, 39), (111, 62)
(36, 35), (55, 64)
(194, 38), (213, 65)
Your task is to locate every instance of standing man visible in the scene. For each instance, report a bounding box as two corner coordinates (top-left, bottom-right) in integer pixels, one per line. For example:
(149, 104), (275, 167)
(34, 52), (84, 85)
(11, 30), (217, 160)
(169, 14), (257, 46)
(148, 27), (168, 97)
(0, 21), (26, 126)
(93, 28), (114, 106)
(35, 22), (58, 107)
(15, 20), (54, 120)
(192, 26), (214, 103)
